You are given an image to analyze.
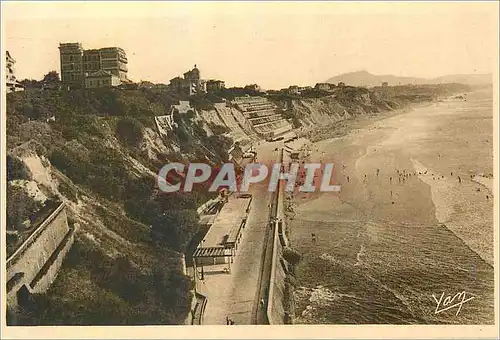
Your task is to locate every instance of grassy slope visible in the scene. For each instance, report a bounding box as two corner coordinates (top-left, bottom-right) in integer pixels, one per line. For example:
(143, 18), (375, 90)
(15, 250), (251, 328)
(6, 88), (229, 325)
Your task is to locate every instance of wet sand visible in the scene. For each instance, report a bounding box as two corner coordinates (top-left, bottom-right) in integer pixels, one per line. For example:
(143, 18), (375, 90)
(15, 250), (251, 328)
(289, 89), (494, 324)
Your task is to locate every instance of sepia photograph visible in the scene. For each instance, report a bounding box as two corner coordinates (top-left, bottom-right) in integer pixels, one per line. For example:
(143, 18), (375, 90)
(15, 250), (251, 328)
(1, 1), (498, 339)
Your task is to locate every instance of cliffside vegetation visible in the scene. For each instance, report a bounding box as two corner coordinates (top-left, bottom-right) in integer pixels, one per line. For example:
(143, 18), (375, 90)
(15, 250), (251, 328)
(6, 87), (230, 325)
(268, 83), (471, 142)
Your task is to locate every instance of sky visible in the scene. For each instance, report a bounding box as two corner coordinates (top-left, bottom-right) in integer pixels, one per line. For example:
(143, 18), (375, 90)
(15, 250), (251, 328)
(2, 1), (498, 89)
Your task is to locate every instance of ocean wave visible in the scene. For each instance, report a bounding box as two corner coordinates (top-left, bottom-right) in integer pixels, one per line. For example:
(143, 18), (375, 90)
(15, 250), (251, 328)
(354, 244), (366, 266)
(296, 285), (357, 319)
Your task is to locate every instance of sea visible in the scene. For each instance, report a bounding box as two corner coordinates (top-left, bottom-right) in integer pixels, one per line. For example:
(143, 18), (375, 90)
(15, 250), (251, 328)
(292, 88), (495, 324)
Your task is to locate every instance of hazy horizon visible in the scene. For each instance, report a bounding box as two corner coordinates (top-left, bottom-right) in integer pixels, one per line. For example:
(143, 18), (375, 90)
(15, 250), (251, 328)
(2, 2), (498, 89)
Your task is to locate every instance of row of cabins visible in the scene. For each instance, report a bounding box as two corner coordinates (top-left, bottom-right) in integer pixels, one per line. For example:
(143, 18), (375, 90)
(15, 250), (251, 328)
(193, 195), (253, 272)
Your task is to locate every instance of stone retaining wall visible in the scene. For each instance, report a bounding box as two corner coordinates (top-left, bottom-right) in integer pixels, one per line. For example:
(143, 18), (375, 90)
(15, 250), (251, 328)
(6, 203), (73, 308)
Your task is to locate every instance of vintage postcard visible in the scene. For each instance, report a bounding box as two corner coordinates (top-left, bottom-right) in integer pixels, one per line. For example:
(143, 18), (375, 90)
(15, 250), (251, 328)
(1, 1), (498, 339)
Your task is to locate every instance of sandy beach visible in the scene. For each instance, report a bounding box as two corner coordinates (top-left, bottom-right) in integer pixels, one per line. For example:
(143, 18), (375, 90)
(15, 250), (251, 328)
(289, 89), (494, 324)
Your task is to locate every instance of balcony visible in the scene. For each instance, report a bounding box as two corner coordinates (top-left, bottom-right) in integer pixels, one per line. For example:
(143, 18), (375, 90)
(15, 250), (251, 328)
(118, 63), (128, 72)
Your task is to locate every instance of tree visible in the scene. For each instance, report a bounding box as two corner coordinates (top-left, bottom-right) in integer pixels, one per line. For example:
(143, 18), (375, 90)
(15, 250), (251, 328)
(151, 209), (199, 252)
(123, 175), (155, 221)
(43, 71), (60, 84)
(6, 184), (42, 230)
(19, 79), (42, 89)
(42, 71), (61, 90)
(115, 117), (144, 148)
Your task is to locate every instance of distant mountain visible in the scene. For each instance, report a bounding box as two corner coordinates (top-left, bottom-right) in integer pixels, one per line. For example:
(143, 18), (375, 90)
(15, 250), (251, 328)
(325, 70), (492, 87)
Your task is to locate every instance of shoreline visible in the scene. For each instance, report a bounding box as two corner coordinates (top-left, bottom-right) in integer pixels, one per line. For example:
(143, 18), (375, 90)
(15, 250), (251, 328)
(285, 90), (494, 324)
(298, 101), (433, 143)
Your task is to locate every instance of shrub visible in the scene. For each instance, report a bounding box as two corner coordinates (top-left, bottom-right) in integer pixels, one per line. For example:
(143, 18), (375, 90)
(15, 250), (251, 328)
(208, 123), (229, 135)
(12, 239), (194, 325)
(58, 182), (78, 203)
(284, 273), (298, 287)
(186, 109), (196, 120)
(6, 184), (42, 230)
(116, 117), (144, 148)
(6, 155), (31, 181)
(123, 175), (155, 221)
(49, 144), (129, 200)
(57, 114), (105, 140)
(147, 194), (199, 252)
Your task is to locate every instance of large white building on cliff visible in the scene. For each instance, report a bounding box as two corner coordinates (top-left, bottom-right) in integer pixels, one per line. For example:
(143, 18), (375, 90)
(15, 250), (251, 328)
(59, 42), (130, 89)
(169, 65), (207, 96)
(5, 51), (24, 93)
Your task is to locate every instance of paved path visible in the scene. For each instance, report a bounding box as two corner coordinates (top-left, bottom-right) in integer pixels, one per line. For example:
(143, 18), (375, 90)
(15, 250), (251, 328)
(200, 141), (282, 325)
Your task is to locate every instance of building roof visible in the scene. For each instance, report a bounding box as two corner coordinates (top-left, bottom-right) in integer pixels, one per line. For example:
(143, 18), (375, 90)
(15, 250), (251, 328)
(59, 42), (83, 48)
(83, 49), (101, 54)
(193, 247), (231, 258)
(99, 46), (126, 53)
(198, 196), (251, 249)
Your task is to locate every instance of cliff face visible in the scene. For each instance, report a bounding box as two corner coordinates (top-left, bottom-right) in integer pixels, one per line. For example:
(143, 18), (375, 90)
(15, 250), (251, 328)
(290, 97), (352, 126)
(273, 83), (470, 137)
(273, 87), (400, 132)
